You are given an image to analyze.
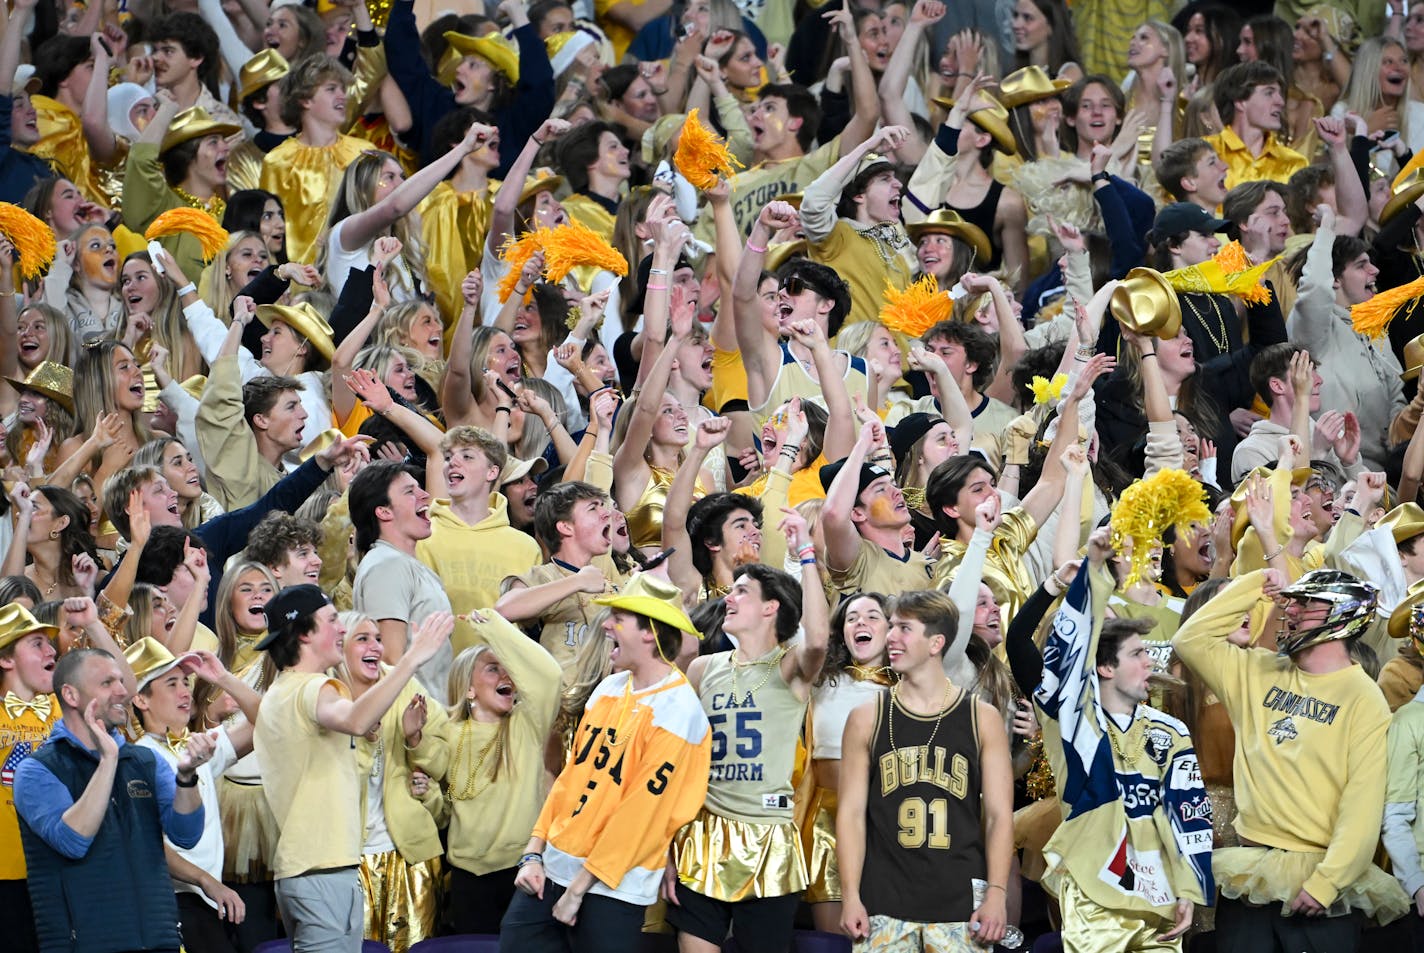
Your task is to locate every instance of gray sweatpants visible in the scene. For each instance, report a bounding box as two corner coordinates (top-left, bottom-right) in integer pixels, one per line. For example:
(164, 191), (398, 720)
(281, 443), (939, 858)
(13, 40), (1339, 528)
(275, 868), (363, 953)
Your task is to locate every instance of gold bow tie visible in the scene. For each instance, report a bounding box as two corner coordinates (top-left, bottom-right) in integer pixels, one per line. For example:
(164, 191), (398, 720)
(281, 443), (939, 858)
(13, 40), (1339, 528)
(165, 729), (191, 754)
(4, 691), (52, 721)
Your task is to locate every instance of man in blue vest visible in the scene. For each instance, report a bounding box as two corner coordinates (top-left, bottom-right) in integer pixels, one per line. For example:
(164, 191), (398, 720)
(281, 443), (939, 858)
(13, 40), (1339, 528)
(14, 648), (214, 953)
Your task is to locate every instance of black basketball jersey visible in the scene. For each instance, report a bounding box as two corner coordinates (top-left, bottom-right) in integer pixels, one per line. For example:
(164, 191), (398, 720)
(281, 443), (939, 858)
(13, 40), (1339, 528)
(860, 688), (985, 923)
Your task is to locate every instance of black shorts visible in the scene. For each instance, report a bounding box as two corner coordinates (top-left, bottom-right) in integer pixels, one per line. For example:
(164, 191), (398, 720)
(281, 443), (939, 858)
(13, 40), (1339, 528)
(665, 882), (800, 953)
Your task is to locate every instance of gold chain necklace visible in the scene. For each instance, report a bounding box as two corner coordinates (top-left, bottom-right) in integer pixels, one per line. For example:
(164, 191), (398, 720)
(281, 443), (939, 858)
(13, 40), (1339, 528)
(730, 646), (787, 700)
(1106, 709), (1145, 767)
(1182, 293), (1230, 355)
(446, 719), (501, 801)
(847, 664), (896, 686)
(174, 186), (226, 221)
(888, 681), (955, 765)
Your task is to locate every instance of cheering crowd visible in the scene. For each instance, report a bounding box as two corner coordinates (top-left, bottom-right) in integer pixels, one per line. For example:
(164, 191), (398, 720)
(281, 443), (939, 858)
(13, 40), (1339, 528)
(6, 0), (1424, 950)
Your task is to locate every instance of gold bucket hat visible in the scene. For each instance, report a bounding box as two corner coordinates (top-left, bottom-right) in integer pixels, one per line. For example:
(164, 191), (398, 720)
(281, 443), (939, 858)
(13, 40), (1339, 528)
(998, 66), (1072, 108)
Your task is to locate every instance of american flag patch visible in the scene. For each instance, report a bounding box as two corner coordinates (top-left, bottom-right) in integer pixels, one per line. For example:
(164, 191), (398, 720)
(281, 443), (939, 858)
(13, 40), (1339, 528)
(3, 740), (34, 786)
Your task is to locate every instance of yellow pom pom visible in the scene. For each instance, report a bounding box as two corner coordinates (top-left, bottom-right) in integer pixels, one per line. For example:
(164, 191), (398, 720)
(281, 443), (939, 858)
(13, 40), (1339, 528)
(673, 108), (744, 191)
(0, 203), (57, 281)
(1029, 373), (1068, 406)
(879, 275), (953, 339)
(1214, 240), (1250, 274)
(144, 208), (229, 262)
(1109, 468), (1211, 587)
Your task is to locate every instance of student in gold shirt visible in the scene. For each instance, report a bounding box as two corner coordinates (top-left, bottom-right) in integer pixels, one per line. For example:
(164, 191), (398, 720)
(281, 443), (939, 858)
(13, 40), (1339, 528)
(494, 482), (621, 679)
(438, 609), (561, 934)
(1174, 568), (1410, 950)
(1204, 62), (1307, 190)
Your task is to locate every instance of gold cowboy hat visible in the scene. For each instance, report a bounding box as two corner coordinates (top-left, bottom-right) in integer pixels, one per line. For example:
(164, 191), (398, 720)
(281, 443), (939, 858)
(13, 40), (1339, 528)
(255, 303), (336, 361)
(997, 66), (1071, 108)
(298, 428), (345, 463)
(1390, 577), (1424, 639)
(123, 636), (198, 692)
(1229, 465), (1312, 546)
(1383, 169), (1424, 227)
(595, 573), (701, 638)
(1110, 267), (1183, 341)
(931, 92), (1018, 155)
(1379, 502), (1424, 546)
(5, 360), (74, 412)
(160, 107), (242, 154)
(491, 168), (567, 207)
(905, 208), (992, 266)
(440, 31), (520, 86)
(239, 49), (291, 102)
(1404, 334), (1424, 382)
(0, 602), (58, 652)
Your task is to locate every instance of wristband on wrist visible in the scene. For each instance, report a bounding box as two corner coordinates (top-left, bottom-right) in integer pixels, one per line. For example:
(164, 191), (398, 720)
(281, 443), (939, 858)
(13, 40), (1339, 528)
(496, 406), (512, 414)
(1141, 351), (1157, 360)
(649, 267), (669, 276)
(1262, 545), (1285, 562)
(1091, 171), (1111, 185)
(518, 852), (544, 868)
(745, 240), (767, 254)
(646, 283), (668, 292)
(175, 773), (198, 788)
(176, 282), (197, 296)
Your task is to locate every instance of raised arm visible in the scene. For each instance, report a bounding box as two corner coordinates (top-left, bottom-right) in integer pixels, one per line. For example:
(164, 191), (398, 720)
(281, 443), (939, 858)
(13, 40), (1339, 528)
(486, 118), (570, 256)
(823, 418), (880, 574)
(877, 0), (944, 163)
(81, 35), (119, 163)
(315, 613), (455, 735)
(1052, 445), (1090, 569)
(733, 201), (798, 407)
(799, 126), (909, 243)
(908, 342), (972, 452)
(440, 272), (485, 425)
(664, 417), (730, 602)
(339, 123), (493, 252)
(825, 1), (880, 153)
(780, 506), (828, 686)
(1317, 118), (1367, 238)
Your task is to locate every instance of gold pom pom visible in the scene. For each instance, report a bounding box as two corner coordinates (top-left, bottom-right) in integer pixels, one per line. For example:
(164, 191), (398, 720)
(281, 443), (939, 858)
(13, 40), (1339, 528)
(0, 203), (57, 281)
(144, 208), (229, 262)
(1352, 274), (1424, 339)
(1109, 468), (1211, 587)
(497, 231), (544, 303)
(673, 108), (744, 190)
(539, 220), (628, 286)
(879, 275), (953, 338)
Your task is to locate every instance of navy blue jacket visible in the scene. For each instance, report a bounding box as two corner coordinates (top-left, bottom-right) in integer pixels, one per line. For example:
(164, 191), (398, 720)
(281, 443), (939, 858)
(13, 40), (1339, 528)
(0, 95), (55, 204)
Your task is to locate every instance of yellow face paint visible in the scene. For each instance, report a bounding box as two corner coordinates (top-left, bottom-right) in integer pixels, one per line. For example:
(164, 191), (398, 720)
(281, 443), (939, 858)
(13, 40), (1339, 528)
(868, 497), (897, 521)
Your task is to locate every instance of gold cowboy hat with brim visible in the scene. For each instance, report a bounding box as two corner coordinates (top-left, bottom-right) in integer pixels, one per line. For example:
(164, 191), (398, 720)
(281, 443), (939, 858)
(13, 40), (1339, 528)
(0, 602), (59, 652)
(1405, 333), (1424, 382)
(491, 168), (567, 207)
(1229, 465), (1312, 546)
(255, 303), (336, 362)
(440, 31), (520, 86)
(595, 573), (701, 638)
(123, 636), (199, 692)
(1379, 502), (1424, 546)
(500, 454), (549, 486)
(239, 48), (291, 102)
(906, 208), (993, 266)
(298, 428), (345, 462)
(179, 375), (207, 402)
(1389, 577), (1424, 639)
(1383, 169), (1424, 227)
(1111, 267), (1183, 341)
(931, 92), (1018, 155)
(998, 66), (1072, 108)
(160, 107), (242, 154)
(5, 360), (74, 412)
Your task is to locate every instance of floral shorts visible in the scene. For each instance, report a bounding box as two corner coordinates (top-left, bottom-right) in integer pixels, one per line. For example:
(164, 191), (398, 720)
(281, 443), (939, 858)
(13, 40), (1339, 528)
(854, 915), (983, 953)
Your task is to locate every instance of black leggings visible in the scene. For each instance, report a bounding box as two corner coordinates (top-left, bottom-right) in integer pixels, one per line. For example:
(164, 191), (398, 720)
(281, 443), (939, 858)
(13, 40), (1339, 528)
(447, 865), (520, 935)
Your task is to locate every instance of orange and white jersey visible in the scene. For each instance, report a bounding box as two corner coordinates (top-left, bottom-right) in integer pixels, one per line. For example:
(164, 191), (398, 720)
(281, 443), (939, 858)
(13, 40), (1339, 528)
(536, 669), (711, 905)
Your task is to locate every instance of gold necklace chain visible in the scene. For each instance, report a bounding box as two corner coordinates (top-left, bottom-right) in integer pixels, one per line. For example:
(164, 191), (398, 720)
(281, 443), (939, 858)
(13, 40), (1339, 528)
(447, 719), (502, 801)
(1182, 294), (1230, 355)
(173, 186), (226, 221)
(730, 645), (788, 700)
(1106, 709), (1145, 767)
(888, 681), (955, 764)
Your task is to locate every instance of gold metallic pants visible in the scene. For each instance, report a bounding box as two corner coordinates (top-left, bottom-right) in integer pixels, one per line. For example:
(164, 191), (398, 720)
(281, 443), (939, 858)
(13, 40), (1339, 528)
(1059, 875), (1179, 953)
(358, 850), (441, 951)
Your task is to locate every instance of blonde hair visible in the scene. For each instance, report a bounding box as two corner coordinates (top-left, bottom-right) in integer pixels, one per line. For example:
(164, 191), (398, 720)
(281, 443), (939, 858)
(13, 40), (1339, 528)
(1345, 38), (1410, 145)
(202, 231), (267, 320)
(315, 150), (429, 296)
(1128, 21), (1186, 114)
(445, 642), (515, 781)
(377, 300), (442, 361)
(72, 341), (153, 444)
(17, 304), (75, 371)
(133, 437), (204, 529)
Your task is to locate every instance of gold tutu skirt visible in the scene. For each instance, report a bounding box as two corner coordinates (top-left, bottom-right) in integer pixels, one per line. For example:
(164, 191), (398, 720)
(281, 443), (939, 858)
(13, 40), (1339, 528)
(359, 850), (442, 950)
(673, 807), (808, 901)
(799, 787), (839, 903)
(220, 778), (280, 883)
(1213, 846), (1410, 924)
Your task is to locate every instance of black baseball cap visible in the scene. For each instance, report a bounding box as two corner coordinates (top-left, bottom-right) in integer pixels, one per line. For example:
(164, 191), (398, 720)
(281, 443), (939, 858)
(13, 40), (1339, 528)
(256, 584), (333, 650)
(1150, 203), (1228, 240)
(888, 413), (945, 467)
(819, 459), (894, 496)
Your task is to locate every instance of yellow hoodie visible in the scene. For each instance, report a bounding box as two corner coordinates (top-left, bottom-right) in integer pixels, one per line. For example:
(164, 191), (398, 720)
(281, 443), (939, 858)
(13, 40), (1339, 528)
(417, 493), (542, 654)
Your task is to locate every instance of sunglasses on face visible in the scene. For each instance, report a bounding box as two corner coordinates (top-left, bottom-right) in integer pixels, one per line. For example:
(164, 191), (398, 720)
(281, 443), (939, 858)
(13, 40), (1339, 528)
(781, 274), (822, 298)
